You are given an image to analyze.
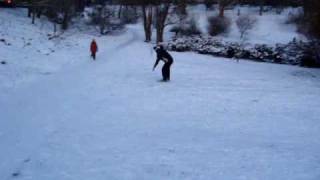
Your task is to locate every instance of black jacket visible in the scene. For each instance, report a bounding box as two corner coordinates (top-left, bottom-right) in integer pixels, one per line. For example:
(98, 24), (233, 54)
(155, 49), (173, 65)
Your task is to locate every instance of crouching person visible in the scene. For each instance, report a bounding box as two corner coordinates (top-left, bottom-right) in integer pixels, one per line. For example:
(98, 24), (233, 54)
(153, 45), (174, 82)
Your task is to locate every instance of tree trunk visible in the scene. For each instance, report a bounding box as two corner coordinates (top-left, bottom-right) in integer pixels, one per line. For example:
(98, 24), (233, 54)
(118, 5), (122, 18)
(54, 22), (57, 35)
(28, 8), (32, 17)
(76, 0), (85, 12)
(156, 26), (164, 43)
(36, 8), (41, 18)
(259, 0), (264, 16)
(155, 4), (170, 43)
(142, 5), (152, 42)
(177, 0), (187, 15)
(219, 6), (225, 17)
(32, 7), (36, 24)
(62, 10), (69, 30)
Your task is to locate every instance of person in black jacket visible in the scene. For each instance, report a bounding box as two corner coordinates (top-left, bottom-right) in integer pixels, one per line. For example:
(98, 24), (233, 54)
(153, 45), (174, 81)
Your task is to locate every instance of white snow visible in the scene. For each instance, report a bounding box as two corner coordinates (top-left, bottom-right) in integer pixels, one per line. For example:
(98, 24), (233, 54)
(1, 8), (320, 180)
(188, 5), (306, 44)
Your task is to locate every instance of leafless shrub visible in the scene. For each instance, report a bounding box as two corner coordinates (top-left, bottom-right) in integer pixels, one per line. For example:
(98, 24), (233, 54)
(236, 15), (257, 39)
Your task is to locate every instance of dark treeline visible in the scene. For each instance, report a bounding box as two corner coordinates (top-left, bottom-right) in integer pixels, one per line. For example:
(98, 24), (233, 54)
(238, 0), (302, 6)
(111, 0), (303, 6)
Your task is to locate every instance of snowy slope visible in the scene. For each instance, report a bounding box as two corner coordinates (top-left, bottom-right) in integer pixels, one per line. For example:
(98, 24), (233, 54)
(0, 8), (101, 91)
(1, 8), (320, 180)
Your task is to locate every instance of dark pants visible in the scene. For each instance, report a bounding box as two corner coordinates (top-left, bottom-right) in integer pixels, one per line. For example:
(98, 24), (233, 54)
(91, 52), (96, 60)
(162, 62), (172, 81)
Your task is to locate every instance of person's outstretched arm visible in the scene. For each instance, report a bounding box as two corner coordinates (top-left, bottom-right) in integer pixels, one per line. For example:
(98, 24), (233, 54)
(153, 53), (161, 71)
(153, 58), (160, 71)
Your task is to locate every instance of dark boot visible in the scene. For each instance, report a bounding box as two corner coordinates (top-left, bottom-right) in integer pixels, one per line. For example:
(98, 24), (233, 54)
(164, 63), (171, 81)
(162, 65), (167, 81)
(161, 63), (171, 81)
(166, 63), (171, 81)
(91, 52), (96, 60)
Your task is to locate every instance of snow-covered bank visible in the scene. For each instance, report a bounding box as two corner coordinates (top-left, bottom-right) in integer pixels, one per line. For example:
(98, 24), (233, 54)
(0, 8), (128, 91)
(188, 5), (306, 44)
(1, 8), (320, 180)
(166, 6), (318, 67)
(166, 35), (320, 66)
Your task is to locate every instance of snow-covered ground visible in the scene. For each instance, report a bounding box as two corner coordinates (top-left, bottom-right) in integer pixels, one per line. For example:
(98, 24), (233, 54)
(188, 5), (306, 44)
(1, 8), (320, 180)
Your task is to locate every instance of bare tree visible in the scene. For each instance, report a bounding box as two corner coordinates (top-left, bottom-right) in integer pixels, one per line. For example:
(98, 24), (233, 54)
(236, 14), (257, 39)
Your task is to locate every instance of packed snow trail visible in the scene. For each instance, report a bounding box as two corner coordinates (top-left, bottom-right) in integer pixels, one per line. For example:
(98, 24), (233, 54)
(1, 10), (320, 180)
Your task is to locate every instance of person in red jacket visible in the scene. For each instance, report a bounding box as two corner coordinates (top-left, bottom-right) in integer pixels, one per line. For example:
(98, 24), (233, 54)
(90, 39), (98, 60)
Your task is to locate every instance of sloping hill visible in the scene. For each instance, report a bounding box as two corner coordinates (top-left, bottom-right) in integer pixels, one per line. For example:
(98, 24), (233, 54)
(1, 8), (320, 180)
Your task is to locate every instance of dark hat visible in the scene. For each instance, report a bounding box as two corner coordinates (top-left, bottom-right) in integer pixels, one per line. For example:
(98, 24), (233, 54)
(154, 45), (164, 51)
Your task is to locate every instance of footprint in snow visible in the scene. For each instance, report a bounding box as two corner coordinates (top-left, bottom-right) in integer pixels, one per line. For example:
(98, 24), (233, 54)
(10, 158), (31, 178)
(291, 71), (316, 78)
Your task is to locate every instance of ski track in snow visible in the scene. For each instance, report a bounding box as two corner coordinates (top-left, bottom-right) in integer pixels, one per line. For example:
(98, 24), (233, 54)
(1, 8), (320, 180)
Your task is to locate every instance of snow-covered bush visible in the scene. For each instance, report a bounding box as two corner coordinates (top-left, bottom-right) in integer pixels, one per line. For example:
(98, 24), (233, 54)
(236, 15), (257, 39)
(300, 42), (320, 67)
(207, 16), (231, 36)
(166, 36), (319, 67)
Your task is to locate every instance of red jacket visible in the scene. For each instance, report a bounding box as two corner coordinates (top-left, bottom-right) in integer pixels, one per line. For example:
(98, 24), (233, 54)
(90, 41), (98, 53)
